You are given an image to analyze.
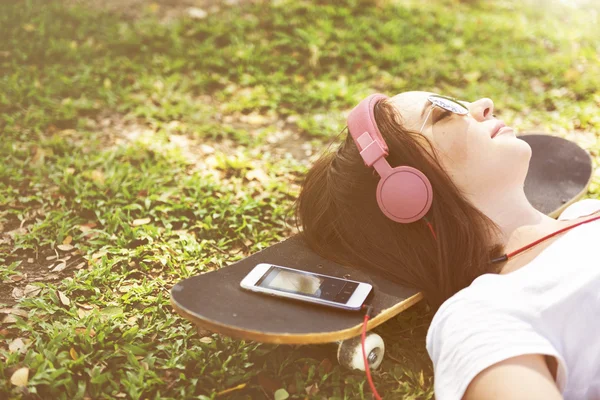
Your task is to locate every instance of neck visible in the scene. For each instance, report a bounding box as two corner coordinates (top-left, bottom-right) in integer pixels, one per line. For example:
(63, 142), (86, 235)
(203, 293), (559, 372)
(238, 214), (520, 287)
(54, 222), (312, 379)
(472, 187), (559, 246)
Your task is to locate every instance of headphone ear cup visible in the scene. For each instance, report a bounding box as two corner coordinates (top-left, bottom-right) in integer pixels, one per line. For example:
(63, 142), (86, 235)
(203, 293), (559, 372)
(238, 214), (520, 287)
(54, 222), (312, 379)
(376, 167), (433, 223)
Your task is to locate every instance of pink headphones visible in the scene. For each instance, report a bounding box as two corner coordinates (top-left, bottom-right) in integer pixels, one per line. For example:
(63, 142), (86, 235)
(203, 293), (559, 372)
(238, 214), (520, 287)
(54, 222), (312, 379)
(347, 93), (433, 223)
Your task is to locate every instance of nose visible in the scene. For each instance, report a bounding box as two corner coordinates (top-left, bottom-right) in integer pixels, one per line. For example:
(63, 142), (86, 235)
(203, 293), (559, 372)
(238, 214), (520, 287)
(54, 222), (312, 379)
(468, 98), (495, 121)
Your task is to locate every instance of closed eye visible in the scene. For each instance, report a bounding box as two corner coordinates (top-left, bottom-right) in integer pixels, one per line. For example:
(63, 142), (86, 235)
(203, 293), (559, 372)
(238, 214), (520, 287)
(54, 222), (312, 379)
(432, 108), (452, 124)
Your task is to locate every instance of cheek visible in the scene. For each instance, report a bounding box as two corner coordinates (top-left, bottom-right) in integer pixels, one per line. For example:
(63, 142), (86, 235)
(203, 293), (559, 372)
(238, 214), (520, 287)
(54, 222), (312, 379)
(431, 127), (498, 191)
(432, 127), (472, 170)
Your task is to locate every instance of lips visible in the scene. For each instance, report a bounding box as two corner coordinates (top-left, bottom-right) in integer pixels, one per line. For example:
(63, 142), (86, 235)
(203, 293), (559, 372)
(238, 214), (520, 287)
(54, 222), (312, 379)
(491, 121), (507, 138)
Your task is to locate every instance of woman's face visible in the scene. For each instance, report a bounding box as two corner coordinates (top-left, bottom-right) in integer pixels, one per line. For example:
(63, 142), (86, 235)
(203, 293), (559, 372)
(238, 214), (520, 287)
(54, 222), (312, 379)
(389, 91), (532, 200)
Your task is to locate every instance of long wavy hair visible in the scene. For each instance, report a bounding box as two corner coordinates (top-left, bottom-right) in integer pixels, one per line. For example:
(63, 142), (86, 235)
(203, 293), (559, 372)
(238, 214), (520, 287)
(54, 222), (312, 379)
(293, 98), (506, 310)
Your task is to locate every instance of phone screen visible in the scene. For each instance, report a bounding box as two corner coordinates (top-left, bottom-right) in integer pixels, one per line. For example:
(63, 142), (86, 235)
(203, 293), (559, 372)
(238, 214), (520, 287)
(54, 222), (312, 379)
(256, 265), (358, 302)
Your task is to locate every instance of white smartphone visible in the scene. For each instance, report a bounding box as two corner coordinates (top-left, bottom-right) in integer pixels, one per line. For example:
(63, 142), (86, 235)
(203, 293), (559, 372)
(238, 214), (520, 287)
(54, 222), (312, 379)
(240, 263), (373, 311)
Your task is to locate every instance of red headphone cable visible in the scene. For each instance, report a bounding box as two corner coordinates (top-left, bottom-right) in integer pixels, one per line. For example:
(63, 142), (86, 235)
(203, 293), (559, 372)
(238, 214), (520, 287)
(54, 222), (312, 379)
(490, 213), (600, 263)
(424, 216), (437, 241)
(424, 213), (600, 263)
(361, 304), (383, 400)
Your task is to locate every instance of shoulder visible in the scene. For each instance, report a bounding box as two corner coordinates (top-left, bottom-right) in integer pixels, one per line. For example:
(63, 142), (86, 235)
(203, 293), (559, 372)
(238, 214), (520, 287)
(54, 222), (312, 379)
(558, 198), (600, 220)
(426, 288), (565, 399)
(426, 277), (511, 340)
(426, 286), (517, 360)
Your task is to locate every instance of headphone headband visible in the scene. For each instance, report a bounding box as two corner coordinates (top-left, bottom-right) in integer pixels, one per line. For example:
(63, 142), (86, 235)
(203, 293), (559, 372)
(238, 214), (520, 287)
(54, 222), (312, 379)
(347, 94), (390, 168)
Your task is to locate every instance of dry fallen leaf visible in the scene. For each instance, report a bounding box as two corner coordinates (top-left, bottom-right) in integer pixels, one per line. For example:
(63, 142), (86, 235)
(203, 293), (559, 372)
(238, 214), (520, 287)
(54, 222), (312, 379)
(32, 147), (47, 165)
(10, 367), (29, 387)
(204, 155), (218, 168)
(11, 308), (28, 317)
(3, 314), (18, 323)
(0, 308), (29, 318)
(199, 337), (213, 344)
(8, 338), (26, 354)
(187, 7), (208, 19)
(200, 144), (215, 154)
(244, 113), (268, 125)
(52, 262), (67, 272)
(75, 327), (96, 337)
(58, 291), (70, 306)
(77, 308), (92, 319)
(77, 223), (97, 233)
(75, 262), (86, 270)
(305, 383), (319, 396)
(12, 287), (24, 299)
(70, 347), (78, 360)
(91, 250), (107, 260)
(57, 244), (74, 251)
(91, 169), (105, 184)
(63, 235), (73, 245)
(216, 383), (248, 397)
(5, 226), (27, 240)
(132, 218), (151, 226)
(23, 285), (41, 298)
(119, 285), (133, 293)
(245, 168), (270, 184)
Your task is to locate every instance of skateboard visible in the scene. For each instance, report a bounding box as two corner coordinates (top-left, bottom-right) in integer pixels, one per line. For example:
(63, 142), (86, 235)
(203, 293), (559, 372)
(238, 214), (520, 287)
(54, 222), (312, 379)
(521, 134), (593, 218)
(170, 133), (593, 371)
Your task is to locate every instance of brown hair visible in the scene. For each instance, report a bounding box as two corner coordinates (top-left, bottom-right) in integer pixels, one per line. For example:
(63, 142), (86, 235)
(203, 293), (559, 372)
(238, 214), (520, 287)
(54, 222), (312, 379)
(293, 99), (505, 311)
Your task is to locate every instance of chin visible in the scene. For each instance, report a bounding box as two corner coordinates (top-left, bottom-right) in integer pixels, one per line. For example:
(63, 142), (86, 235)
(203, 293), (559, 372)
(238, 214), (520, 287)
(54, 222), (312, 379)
(488, 139), (532, 187)
(516, 136), (533, 159)
(515, 141), (532, 183)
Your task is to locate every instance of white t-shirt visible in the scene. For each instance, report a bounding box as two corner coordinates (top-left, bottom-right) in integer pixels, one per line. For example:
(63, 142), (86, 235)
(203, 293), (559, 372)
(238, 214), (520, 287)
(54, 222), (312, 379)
(426, 199), (600, 400)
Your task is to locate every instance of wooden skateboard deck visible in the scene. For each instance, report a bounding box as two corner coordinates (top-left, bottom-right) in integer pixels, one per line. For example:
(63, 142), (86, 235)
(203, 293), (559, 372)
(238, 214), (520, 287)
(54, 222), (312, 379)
(171, 234), (420, 344)
(520, 134), (593, 218)
(171, 133), (592, 367)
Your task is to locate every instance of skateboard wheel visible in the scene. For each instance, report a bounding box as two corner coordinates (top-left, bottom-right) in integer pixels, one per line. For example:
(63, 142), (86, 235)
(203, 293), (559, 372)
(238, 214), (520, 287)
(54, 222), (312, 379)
(337, 332), (385, 371)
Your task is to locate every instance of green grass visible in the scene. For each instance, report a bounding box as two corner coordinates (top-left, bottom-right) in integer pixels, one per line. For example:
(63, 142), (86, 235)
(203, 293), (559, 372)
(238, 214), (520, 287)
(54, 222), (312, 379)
(1, 0), (600, 398)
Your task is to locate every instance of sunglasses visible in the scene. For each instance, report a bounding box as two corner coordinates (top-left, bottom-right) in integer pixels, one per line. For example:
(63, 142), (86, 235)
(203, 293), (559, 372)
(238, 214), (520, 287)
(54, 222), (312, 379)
(418, 94), (470, 134)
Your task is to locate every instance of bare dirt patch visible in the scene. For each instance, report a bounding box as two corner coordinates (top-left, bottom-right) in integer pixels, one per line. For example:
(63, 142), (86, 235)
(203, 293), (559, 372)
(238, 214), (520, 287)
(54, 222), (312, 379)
(0, 246), (86, 308)
(0, 210), (88, 308)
